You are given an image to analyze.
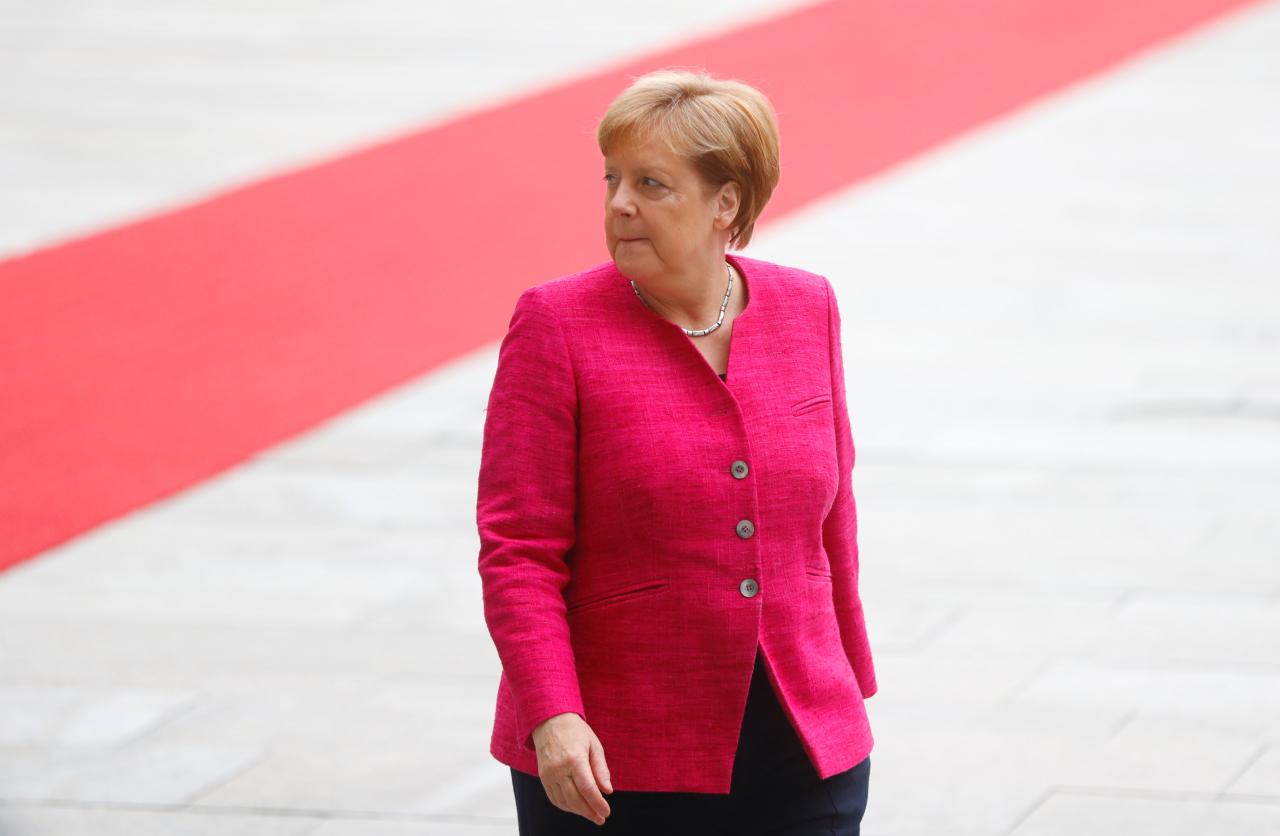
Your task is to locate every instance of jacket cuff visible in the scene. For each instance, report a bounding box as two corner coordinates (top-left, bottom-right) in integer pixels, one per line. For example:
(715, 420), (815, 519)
(519, 699), (587, 751)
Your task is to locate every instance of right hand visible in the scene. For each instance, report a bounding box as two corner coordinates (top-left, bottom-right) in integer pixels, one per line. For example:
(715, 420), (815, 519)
(531, 712), (614, 826)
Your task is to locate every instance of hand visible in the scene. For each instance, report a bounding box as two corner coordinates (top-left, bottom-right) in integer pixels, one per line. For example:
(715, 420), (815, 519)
(531, 712), (614, 825)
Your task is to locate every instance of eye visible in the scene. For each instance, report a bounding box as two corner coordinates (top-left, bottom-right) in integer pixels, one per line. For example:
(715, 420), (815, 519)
(602, 173), (616, 184)
(642, 177), (663, 187)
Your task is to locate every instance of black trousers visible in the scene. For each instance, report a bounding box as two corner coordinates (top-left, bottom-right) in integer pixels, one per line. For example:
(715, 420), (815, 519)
(510, 649), (871, 835)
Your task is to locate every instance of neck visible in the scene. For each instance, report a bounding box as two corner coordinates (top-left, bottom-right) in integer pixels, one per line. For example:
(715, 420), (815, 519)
(633, 257), (736, 329)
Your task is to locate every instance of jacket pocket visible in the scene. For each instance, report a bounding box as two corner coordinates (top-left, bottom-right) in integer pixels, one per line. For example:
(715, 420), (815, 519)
(791, 393), (833, 416)
(566, 580), (670, 615)
(805, 567), (833, 582)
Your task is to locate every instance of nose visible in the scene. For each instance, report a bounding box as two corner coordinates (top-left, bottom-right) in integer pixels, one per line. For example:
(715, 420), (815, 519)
(607, 181), (635, 218)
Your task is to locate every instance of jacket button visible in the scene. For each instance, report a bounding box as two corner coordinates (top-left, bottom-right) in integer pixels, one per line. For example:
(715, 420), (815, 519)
(730, 460), (749, 479)
(736, 519), (755, 538)
(740, 578), (759, 597)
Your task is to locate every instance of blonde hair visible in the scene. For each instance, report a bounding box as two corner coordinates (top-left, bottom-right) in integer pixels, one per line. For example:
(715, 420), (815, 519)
(596, 68), (781, 250)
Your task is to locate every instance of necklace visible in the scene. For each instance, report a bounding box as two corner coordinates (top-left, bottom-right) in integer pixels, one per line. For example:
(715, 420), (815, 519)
(630, 262), (734, 337)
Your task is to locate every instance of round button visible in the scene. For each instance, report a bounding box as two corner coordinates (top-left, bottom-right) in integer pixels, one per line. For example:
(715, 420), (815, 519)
(730, 460), (749, 479)
(740, 578), (759, 598)
(736, 519), (755, 539)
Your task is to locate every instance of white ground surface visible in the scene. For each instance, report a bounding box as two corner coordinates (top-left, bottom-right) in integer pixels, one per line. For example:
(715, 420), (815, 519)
(1, 1), (1278, 834)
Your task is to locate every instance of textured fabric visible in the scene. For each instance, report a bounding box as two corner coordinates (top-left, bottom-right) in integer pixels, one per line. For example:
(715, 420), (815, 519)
(508, 649), (870, 834)
(477, 254), (876, 794)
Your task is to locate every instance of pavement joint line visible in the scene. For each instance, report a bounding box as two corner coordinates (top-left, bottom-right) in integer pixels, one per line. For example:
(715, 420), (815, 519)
(177, 747), (271, 806)
(1044, 784), (1280, 806)
(0, 797), (516, 825)
(1106, 395), (1280, 422)
(1105, 708), (1138, 738)
(1028, 657), (1280, 676)
(1105, 591), (1138, 618)
(995, 785), (1057, 836)
(115, 697), (205, 747)
(1217, 742), (1271, 794)
(1004, 655), (1062, 699)
(868, 455), (1280, 479)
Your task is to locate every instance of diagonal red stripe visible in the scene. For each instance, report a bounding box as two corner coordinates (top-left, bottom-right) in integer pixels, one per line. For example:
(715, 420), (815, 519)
(0, 0), (1259, 571)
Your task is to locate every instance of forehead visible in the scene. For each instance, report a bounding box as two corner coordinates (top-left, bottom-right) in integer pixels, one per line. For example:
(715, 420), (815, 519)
(603, 133), (688, 171)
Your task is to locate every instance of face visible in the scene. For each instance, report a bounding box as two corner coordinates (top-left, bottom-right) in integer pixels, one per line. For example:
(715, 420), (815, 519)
(603, 134), (740, 282)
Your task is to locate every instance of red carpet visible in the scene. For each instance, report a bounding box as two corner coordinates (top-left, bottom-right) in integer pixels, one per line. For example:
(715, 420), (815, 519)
(0, 0), (1259, 571)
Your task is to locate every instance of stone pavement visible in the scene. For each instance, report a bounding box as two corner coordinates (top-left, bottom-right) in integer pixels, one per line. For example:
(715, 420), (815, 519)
(1, 1), (1278, 834)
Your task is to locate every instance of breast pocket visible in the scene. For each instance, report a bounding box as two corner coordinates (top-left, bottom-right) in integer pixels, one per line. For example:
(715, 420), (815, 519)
(791, 393), (832, 416)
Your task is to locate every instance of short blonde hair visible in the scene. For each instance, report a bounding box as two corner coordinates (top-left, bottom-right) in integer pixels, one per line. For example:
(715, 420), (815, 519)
(597, 68), (781, 250)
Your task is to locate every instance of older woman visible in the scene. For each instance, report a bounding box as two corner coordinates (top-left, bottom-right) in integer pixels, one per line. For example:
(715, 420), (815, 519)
(477, 68), (877, 834)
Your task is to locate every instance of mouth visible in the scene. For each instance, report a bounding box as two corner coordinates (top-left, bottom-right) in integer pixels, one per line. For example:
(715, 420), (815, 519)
(618, 237), (645, 242)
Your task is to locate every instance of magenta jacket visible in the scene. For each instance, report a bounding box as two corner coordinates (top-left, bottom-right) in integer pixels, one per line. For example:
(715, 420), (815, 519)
(476, 253), (877, 794)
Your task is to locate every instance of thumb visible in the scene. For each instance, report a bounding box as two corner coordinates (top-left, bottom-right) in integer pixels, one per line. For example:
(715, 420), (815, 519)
(590, 738), (613, 794)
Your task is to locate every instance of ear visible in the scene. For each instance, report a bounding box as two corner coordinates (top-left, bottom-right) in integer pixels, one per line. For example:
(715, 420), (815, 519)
(712, 181), (742, 231)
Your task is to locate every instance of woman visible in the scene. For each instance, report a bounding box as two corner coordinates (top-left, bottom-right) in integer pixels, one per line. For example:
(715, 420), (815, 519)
(477, 68), (877, 834)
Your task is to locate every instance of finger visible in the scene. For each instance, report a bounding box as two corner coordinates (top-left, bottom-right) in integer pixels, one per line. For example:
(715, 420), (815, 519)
(562, 773), (607, 825)
(589, 738), (614, 795)
(572, 757), (612, 821)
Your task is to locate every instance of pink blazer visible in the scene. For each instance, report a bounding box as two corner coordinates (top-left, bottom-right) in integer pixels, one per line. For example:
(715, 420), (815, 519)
(476, 253), (877, 794)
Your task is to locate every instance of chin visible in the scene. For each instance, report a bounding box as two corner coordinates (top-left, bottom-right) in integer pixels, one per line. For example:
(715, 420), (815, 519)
(612, 260), (639, 282)
(610, 247), (648, 279)
(617, 264), (656, 285)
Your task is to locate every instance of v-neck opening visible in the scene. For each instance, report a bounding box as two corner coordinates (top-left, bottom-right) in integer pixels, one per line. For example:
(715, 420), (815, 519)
(711, 254), (751, 384)
(614, 254), (758, 387)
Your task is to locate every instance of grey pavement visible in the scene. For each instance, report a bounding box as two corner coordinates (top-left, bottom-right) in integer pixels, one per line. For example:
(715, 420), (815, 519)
(1, 1), (1279, 834)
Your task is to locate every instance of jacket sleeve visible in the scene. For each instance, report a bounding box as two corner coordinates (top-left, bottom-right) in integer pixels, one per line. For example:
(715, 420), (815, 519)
(477, 285), (586, 750)
(822, 277), (879, 699)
